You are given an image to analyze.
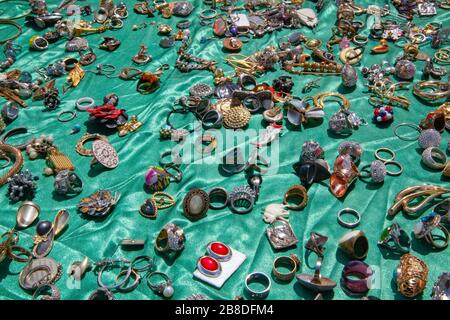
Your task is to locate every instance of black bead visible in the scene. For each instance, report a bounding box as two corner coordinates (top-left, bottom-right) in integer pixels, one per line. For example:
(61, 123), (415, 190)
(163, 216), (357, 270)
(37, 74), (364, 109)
(36, 220), (52, 236)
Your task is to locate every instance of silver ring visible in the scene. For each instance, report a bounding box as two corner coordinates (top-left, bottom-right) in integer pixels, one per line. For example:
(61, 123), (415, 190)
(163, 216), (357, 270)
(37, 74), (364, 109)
(57, 110), (77, 122)
(375, 147), (396, 162)
(131, 255), (154, 273)
(238, 73), (257, 91)
(113, 7), (128, 19)
(352, 35), (368, 45)
(202, 109), (223, 129)
(109, 17), (124, 29)
(337, 208), (361, 228)
(384, 161), (403, 176)
(159, 150), (182, 166)
(394, 123), (421, 141)
(30, 36), (49, 51)
(88, 287), (114, 300)
(245, 272), (271, 299)
(199, 9), (217, 20)
(94, 8), (108, 23)
(421, 147), (447, 170)
(208, 187), (229, 210)
(229, 186), (256, 214)
(410, 32), (426, 44)
(32, 283), (61, 300)
(146, 271), (174, 298)
(96, 259), (132, 290)
(76, 97), (95, 111)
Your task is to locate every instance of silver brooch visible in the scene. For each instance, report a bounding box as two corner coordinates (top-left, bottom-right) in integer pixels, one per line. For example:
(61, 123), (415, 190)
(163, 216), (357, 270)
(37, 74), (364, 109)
(266, 219), (298, 250)
(91, 140), (119, 169)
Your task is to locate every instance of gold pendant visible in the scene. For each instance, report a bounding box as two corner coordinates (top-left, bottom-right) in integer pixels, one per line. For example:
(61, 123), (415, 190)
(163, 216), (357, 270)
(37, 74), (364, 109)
(46, 148), (75, 173)
(63, 64), (85, 93)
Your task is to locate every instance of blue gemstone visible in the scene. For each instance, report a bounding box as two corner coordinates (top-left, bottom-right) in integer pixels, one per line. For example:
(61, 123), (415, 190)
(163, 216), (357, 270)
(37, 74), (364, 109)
(19, 72), (32, 83)
(71, 124), (81, 134)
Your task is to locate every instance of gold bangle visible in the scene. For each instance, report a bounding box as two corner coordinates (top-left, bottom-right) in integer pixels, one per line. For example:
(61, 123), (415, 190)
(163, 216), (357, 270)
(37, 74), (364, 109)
(0, 144), (24, 186)
(413, 81), (450, 102)
(75, 133), (109, 157)
(313, 92), (350, 110)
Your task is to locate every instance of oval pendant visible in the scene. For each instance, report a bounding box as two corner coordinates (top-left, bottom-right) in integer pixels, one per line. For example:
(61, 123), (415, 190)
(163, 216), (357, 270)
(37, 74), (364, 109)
(213, 16), (227, 37)
(16, 201), (40, 229)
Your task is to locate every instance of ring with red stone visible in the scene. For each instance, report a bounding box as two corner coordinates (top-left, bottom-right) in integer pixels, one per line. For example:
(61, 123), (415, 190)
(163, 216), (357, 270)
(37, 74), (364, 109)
(197, 256), (222, 277)
(206, 242), (232, 262)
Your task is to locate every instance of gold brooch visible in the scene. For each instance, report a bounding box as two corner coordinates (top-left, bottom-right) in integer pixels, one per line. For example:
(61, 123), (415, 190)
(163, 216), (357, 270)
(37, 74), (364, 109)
(223, 105), (251, 129)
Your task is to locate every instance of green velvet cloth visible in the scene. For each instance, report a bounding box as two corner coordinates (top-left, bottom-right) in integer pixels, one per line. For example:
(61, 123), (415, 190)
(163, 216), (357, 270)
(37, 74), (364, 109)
(0, 0), (449, 300)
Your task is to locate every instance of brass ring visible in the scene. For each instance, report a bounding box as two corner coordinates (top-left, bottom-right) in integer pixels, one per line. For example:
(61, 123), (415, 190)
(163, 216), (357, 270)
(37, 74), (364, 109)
(272, 255), (300, 282)
(283, 185), (308, 210)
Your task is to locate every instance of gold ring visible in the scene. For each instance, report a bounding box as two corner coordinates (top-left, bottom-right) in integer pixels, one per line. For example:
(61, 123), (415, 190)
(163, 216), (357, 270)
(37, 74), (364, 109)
(272, 255), (300, 282)
(396, 253), (428, 298)
(283, 185), (308, 210)
(338, 230), (369, 260)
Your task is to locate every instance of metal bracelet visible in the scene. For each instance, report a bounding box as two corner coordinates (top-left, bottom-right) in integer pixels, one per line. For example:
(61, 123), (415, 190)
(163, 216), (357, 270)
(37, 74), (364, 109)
(57, 110), (77, 122)
(394, 123), (421, 141)
(0, 127), (33, 151)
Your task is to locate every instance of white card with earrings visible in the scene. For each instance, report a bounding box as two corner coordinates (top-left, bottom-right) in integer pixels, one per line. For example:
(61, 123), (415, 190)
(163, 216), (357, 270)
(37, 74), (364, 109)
(193, 248), (246, 289)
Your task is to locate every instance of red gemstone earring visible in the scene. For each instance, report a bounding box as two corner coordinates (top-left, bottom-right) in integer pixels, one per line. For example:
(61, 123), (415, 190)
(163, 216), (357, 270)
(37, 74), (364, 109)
(197, 256), (222, 277)
(206, 242), (232, 262)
